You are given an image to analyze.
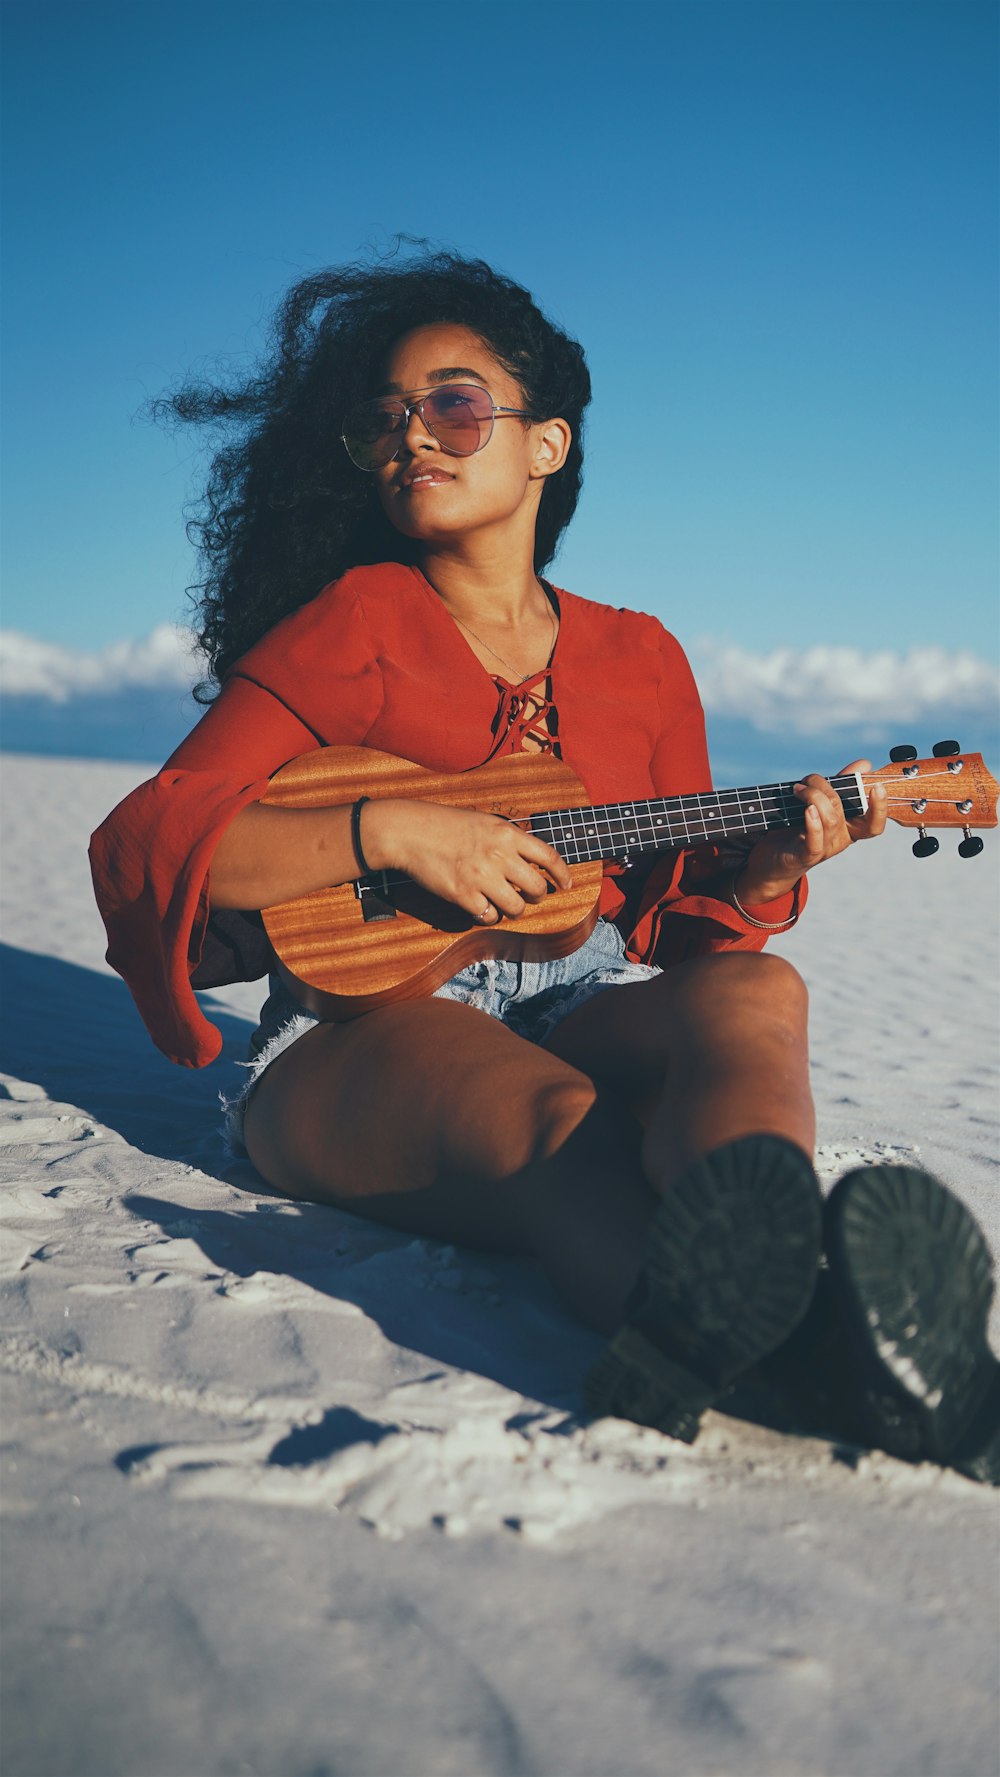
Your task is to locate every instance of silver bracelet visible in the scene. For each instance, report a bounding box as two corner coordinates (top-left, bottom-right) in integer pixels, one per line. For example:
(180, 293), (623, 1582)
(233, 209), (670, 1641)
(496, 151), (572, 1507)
(729, 875), (800, 932)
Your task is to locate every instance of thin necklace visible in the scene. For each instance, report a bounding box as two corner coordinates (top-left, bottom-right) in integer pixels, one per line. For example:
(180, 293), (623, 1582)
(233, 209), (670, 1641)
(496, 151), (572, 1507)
(451, 594), (557, 685)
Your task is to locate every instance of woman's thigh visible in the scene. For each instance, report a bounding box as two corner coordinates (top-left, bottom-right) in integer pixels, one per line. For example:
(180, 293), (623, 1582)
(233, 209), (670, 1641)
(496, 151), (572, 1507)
(543, 951), (809, 1104)
(243, 996), (605, 1246)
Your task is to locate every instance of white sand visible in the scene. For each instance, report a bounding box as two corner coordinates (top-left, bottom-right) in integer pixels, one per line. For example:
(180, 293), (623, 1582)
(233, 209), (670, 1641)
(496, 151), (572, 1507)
(2, 751), (998, 1777)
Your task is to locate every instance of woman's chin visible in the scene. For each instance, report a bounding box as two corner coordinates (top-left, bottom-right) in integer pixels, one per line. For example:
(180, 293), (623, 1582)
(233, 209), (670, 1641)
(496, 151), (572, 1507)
(381, 509), (461, 546)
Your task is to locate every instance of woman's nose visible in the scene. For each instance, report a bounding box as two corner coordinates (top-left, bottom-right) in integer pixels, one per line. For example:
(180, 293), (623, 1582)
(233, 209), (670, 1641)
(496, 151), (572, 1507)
(401, 401), (437, 453)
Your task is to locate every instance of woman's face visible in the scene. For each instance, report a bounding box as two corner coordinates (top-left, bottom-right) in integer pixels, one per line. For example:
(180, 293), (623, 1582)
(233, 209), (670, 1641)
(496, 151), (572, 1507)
(370, 323), (567, 550)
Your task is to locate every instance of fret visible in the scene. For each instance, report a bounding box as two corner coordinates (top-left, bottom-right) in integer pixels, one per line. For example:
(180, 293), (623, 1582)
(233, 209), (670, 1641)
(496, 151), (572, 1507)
(530, 777), (867, 864)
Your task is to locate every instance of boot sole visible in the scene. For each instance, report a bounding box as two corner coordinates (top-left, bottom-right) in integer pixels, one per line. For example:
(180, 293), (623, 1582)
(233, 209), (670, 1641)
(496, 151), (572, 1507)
(825, 1166), (1000, 1464)
(584, 1135), (822, 1441)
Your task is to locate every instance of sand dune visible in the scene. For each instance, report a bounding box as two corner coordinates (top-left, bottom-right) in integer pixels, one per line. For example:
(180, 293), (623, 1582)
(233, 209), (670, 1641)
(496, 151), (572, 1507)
(2, 752), (998, 1777)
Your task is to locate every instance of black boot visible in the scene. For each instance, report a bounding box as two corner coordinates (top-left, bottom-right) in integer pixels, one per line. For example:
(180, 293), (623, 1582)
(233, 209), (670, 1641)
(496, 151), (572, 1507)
(821, 1165), (1000, 1484)
(584, 1135), (822, 1442)
(756, 1168), (1000, 1483)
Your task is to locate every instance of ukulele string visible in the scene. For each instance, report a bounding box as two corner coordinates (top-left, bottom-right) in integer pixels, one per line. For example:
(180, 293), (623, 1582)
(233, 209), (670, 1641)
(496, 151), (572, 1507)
(358, 780), (847, 887)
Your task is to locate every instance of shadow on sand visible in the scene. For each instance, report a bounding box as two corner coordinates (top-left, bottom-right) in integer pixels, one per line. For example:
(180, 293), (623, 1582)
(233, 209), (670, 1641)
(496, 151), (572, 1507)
(1, 940), (850, 1445)
(0, 940), (250, 1166)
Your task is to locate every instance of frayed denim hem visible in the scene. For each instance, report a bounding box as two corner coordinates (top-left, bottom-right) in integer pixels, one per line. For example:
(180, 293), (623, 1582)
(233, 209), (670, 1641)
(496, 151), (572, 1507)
(220, 1011), (319, 1155)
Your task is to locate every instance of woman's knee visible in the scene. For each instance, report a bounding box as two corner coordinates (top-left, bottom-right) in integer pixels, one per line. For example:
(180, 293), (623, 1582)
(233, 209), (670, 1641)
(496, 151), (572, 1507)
(526, 1074), (600, 1168)
(668, 951), (809, 1037)
(732, 951), (807, 1017)
(451, 1069), (598, 1182)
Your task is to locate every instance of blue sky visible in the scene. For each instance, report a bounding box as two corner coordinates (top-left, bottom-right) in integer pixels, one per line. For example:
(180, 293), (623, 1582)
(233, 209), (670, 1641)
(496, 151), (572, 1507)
(2, 0), (997, 767)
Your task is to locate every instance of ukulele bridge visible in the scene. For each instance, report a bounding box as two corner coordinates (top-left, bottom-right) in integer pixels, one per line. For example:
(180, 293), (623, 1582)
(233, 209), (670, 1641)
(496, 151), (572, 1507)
(354, 873), (399, 923)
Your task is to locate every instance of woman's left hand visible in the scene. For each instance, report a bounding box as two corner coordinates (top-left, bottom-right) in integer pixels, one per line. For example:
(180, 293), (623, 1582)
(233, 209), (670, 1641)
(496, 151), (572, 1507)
(734, 759), (887, 906)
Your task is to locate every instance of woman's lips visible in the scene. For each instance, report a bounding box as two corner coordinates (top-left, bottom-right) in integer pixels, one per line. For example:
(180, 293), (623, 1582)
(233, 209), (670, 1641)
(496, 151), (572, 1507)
(400, 466), (454, 489)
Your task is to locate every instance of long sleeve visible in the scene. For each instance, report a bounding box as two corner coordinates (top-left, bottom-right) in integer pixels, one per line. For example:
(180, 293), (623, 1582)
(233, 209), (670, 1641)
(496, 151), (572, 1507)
(90, 573), (393, 1067)
(89, 679), (325, 1067)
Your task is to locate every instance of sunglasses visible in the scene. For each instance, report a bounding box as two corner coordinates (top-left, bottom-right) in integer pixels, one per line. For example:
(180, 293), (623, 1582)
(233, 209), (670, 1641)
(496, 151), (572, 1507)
(341, 383), (537, 471)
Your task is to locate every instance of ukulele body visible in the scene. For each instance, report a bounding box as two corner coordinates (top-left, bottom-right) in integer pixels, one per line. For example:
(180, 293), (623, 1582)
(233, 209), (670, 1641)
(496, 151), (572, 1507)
(261, 747), (605, 1021)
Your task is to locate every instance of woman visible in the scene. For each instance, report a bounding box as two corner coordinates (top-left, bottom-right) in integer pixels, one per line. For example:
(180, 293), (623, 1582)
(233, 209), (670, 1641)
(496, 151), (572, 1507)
(91, 248), (998, 1478)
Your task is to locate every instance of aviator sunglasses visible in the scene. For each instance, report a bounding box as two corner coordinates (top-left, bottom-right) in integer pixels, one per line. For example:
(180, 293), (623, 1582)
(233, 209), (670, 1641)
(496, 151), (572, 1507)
(341, 383), (538, 471)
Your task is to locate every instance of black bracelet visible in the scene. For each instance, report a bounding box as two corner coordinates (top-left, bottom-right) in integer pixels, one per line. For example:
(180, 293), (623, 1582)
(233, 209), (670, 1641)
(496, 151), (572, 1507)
(351, 796), (373, 877)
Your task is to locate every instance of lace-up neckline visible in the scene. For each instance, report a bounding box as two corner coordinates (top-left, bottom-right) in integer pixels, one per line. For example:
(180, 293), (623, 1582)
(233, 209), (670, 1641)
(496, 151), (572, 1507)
(488, 667), (559, 758)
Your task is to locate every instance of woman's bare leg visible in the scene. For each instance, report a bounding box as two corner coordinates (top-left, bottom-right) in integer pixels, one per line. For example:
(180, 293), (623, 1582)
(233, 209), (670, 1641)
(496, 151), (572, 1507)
(245, 953), (814, 1339)
(243, 998), (657, 1333)
(545, 952), (814, 1191)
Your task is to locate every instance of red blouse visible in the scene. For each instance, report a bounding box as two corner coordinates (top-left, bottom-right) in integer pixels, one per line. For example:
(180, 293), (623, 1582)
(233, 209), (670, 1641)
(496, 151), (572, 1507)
(89, 563), (804, 1068)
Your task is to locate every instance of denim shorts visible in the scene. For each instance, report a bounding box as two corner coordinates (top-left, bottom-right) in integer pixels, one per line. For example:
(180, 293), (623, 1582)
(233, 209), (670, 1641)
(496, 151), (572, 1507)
(223, 918), (660, 1152)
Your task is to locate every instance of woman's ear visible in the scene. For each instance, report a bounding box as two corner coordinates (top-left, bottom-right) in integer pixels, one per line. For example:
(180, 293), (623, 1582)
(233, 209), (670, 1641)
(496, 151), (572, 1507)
(530, 417), (572, 479)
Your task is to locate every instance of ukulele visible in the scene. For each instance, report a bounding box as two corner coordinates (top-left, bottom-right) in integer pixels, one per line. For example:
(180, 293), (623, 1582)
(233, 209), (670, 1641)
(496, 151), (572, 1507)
(259, 741), (998, 1021)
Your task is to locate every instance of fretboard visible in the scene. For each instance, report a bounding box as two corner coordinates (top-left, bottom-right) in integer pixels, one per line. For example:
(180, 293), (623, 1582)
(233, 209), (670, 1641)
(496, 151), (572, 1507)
(529, 774), (866, 864)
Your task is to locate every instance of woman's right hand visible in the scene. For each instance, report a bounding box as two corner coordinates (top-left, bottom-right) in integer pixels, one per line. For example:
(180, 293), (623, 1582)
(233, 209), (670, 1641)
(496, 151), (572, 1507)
(362, 797), (573, 924)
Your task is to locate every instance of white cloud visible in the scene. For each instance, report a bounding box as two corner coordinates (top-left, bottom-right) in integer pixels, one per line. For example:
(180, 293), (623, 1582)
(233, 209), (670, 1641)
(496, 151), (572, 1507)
(0, 625), (198, 704)
(691, 640), (1000, 735)
(2, 625), (997, 741)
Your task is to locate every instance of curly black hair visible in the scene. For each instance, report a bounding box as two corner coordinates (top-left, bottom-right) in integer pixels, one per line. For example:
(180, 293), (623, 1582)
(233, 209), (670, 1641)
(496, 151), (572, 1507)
(155, 244), (592, 692)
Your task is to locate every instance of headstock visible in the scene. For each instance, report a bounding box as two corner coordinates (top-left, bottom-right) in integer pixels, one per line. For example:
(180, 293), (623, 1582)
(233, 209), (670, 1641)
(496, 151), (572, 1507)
(862, 742), (998, 859)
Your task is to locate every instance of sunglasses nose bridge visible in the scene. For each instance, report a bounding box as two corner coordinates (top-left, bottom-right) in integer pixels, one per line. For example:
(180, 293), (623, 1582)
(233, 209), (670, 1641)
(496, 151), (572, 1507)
(396, 395), (441, 456)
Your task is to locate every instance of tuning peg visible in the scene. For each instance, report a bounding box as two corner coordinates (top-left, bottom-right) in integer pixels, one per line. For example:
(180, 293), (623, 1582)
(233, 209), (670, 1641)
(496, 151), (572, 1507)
(890, 745), (918, 762)
(932, 739), (960, 757)
(959, 829), (984, 859)
(912, 827), (940, 858)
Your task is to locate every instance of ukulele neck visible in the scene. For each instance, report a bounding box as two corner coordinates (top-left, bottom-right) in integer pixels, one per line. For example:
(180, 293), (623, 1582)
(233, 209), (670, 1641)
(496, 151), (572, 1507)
(528, 773), (867, 864)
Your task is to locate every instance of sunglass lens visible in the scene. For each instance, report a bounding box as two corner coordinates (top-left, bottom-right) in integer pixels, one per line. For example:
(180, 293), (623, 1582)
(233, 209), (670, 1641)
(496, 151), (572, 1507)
(343, 400), (406, 469)
(423, 386), (494, 455)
